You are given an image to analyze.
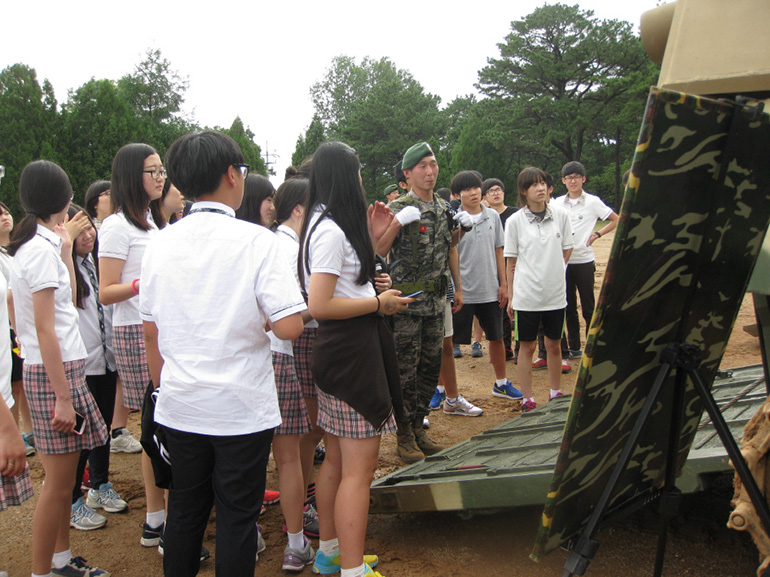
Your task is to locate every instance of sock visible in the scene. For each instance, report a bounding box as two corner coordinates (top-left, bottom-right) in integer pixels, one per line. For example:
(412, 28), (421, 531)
(111, 427), (125, 438)
(550, 389), (561, 399)
(495, 378), (507, 387)
(446, 396), (458, 403)
(319, 537), (340, 556)
(288, 530), (304, 550)
(526, 397), (535, 403)
(437, 385), (445, 394)
(146, 509), (166, 529)
(341, 563), (367, 577)
(52, 549), (72, 569)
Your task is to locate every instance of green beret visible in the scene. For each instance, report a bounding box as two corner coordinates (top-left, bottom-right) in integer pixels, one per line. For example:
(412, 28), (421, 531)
(402, 142), (434, 170)
(384, 184), (399, 195)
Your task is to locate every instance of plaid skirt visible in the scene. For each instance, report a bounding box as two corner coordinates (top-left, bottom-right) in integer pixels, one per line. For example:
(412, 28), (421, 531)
(24, 359), (109, 454)
(293, 327), (318, 399)
(0, 464), (33, 510)
(113, 324), (151, 410)
(317, 389), (396, 440)
(273, 352), (311, 436)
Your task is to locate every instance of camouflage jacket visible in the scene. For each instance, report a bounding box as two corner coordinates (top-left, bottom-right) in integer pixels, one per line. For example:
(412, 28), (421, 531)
(387, 191), (452, 316)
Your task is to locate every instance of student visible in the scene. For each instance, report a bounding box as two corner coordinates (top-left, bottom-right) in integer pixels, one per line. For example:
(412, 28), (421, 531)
(151, 180), (186, 227)
(67, 205), (127, 531)
(450, 170), (518, 403)
(235, 174), (275, 227)
(504, 167), (573, 412)
(9, 160), (109, 577)
(141, 130), (306, 577)
(98, 143), (166, 548)
(300, 141), (412, 577)
(556, 161), (619, 357)
(83, 181), (112, 229)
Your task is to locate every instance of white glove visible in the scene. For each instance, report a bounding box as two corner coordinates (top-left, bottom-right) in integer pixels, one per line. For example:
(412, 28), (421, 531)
(453, 211), (473, 229)
(396, 206), (421, 227)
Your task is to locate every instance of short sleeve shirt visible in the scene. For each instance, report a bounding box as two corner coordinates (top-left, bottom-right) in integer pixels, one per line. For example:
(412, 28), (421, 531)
(556, 191), (612, 264)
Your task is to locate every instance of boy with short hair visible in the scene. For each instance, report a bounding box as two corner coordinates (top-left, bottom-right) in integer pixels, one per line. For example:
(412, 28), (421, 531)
(140, 131), (306, 576)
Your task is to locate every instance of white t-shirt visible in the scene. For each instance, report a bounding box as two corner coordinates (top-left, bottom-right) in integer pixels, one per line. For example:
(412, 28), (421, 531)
(456, 204), (505, 304)
(268, 225), (303, 356)
(555, 191), (612, 265)
(11, 226), (87, 364)
(98, 210), (158, 327)
(140, 201), (307, 436)
(0, 272), (13, 410)
(304, 208), (376, 300)
(76, 255), (117, 376)
(504, 206), (574, 311)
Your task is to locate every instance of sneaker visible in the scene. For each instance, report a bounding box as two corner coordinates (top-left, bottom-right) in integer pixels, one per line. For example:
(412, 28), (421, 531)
(303, 503), (319, 538)
(422, 415), (430, 429)
(522, 399), (537, 413)
(70, 497), (107, 531)
(256, 525), (266, 562)
(314, 443), (326, 464)
(283, 537), (315, 572)
(312, 551), (379, 575)
(453, 344), (462, 358)
(561, 358), (571, 374)
(443, 395), (483, 417)
(471, 341), (483, 358)
(87, 482), (128, 513)
(52, 555), (110, 577)
(110, 428), (142, 453)
(568, 348), (583, 359)
(22, 431), (35, 456)
(505, 348), (514, 361)
(492, 381), (523, 400)
(80, 465), (91, 492)
(429, 388), (446, 410)
(158, 530), (211, 561)
(550, 391), (564, 401)
(141, 522), (163, 547)
(265, 488), (280, 504)
(306, 482), (316, 502)
(532, 358), (547, 370)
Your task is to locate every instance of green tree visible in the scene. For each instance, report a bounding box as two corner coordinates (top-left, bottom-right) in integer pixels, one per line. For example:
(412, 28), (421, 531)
(291, 114), (326, 167)
(221, 117), (267, 176)
(476, 3), (657, 200)
(0, 64), (57, 215)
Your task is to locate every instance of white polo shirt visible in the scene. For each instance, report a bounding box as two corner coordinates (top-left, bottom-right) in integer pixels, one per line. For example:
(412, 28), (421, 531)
(140, 201), (307, 436)
(268, 224), (304, 356)
(11, 226), (87, 364)
(98, 210), (158, 327)
(304, 208), (376, 300)
(556, 191), (612, 265)
(76, 255), (117, 376)
(0, 272), (12, 409)
(504, 206), (573, 311)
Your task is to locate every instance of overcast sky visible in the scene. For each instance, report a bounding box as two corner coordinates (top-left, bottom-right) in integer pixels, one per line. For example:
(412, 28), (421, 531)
(2, 0), (658, 185)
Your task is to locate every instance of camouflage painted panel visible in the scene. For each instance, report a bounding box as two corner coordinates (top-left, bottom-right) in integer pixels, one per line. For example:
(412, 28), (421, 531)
(532, 88), (770, 560)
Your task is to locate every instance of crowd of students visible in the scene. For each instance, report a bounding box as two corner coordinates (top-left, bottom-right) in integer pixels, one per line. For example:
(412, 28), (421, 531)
(0, 131), (616, 577)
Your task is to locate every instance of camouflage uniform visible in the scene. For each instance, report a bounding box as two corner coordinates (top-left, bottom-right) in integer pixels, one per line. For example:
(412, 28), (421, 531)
(387, 191), (453, 427)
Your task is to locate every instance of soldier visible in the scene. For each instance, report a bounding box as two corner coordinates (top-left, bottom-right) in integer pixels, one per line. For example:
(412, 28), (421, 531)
(383, 184), (400, 203)
(378, 142), (471, 463)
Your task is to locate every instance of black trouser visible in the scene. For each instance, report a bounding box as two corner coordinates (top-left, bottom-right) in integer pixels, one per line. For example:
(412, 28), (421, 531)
(73, 370), (117, 502)
(162, 426), (273, 577)
(565, 261), (596, 351)
(503, 312), (513, 353)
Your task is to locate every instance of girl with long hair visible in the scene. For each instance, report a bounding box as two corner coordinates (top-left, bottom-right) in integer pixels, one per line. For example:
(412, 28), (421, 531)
(299, 141), (412, 577)
(8, 160), (109, 577)
(236, 174), (275, 227)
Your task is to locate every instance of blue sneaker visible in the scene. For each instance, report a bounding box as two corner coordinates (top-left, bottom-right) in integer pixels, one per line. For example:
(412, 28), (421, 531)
(429, 388), (446, 410)
(492, 381), (523, 400)
(312, 550), (379, 574)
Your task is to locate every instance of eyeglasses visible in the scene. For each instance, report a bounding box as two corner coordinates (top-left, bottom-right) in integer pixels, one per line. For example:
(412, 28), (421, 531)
(233, 164), (249, 178)
(486, 187), (504, 194)
(143, 169), (167, 180)
(563, 174), (583, 182)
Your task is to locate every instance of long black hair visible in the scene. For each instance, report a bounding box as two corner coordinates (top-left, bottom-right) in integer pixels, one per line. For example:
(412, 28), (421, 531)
(83, 180), (110, 220)
(298, 141), (374, 287)
(236, 174), (275, 227)
(271, 178), (308, 232)
(111, 143), (159, 231)
(8, 160), (73, 256)
(67, 204), (99, 309)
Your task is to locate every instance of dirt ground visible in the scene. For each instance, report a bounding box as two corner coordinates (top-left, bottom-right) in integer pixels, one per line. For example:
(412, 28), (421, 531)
(1, 230), (765, 577)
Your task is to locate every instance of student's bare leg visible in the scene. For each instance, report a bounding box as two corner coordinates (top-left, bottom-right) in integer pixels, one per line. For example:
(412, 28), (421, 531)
(440, 336), (459, 398)
(472, 316), (483, 343)
(545, 337), (562, 393)
(111, 378), (130, 430)
(517, 340), (537, 398)
(299, 396), (324, 490)
(273, 434), (305, 535)
(336, 435), (380, 571)
(488, 339), (507, 381)
(316, 434), (341, 542)
(142, 451), (166, 514)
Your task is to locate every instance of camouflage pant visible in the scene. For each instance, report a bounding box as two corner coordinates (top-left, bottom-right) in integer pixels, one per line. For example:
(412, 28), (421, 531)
(392, 312), (444, 426)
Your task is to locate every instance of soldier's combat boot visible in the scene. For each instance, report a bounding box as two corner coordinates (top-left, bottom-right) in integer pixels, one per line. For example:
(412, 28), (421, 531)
(413, 421), (445, 455)
(396, 423), (424, 464)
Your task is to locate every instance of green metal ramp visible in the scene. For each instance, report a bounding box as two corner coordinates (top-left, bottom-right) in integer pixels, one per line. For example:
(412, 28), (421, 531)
(370, 365), (766, 514)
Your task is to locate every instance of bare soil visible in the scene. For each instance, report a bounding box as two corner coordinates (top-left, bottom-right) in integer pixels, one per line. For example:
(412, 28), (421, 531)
(1, 231), (764, 576)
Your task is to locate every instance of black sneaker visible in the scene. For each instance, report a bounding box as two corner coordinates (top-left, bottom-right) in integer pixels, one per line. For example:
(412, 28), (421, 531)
(158, 531), (211, 561)
(141, 522), (163, 547)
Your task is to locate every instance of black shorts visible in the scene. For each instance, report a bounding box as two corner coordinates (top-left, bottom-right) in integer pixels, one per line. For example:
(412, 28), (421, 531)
(452, 301), (504, 344)
(514, 309), (565, 342)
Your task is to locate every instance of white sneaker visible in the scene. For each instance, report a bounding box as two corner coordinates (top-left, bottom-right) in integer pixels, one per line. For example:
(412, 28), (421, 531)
(255, 525), (266, 562)
(443, 395), (484, 417)
(422, 416), (430, 429)
(110, 429), (142, 453)
(87, 482), (128, 513)
(70, 497), (107, 530)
